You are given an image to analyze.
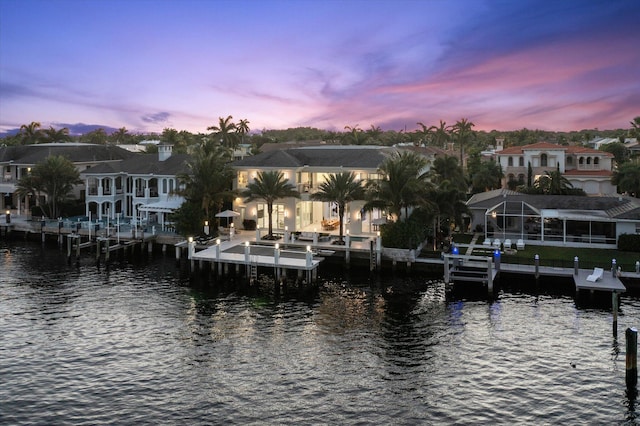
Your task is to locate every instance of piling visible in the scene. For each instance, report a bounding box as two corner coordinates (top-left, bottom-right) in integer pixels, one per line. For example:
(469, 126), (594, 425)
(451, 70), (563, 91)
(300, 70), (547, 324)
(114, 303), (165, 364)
(613, 291), (618, 337)
(534, 254), (540, 280)
(627, 327), (637, 388)
(574, 256), (579, 275)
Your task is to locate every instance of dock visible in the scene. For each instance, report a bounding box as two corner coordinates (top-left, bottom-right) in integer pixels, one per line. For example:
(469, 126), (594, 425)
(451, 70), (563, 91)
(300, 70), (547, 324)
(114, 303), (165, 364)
(189, 239), (325, 283)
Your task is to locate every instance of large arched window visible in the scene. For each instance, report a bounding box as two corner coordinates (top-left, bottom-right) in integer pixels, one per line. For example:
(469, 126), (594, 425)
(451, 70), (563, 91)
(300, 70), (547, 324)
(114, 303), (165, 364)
(594, 157), (600, 166)
(541, 153), (548, 167)
(566, 156), (573, 165)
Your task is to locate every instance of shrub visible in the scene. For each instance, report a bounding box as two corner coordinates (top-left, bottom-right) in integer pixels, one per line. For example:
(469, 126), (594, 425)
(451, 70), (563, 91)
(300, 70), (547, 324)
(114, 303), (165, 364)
(618, 234), (640, 252)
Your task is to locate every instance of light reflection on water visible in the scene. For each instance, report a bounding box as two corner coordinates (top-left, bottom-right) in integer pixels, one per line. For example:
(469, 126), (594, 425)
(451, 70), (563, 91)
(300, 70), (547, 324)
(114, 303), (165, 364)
(1, 240), (639, 424)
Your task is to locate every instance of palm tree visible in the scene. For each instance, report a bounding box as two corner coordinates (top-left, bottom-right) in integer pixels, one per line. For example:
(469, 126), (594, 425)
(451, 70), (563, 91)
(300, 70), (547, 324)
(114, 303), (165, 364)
(416, 122), (435, 146)
(42, 126), (72, 143)
(237, 119), (250, 145)
(17, 156), (81, 218)
(470, 160), (503, 193)
(534, 165), (574, 194)
(613, 161), (640, 197)
(365, 125), (382, 144)
(429, 155), (467, 192)
(432, 120), (450, 149)
(111, 127), (130, 144)
(364, 151), (431, 221)
(630, 117), (640, 140)
(176, 140), (235, 229)
(19, 121), (42, 145)
(311, 172), (364, 244)
(343, 124), (363, 145)
(242, 171), (300, 238)
(208, 115), (238, 150)
(451, 118), (475, 168)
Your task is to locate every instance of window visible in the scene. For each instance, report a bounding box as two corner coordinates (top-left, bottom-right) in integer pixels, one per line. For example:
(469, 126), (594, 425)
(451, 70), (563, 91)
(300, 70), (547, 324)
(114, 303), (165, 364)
(238, 171), (248, 188)
(541, 153), (548, 167)
(594, 157), (600, 166)
(508, 157), (513, 166)
(519, 157), (524, 166)
(566, 156), (573, 165)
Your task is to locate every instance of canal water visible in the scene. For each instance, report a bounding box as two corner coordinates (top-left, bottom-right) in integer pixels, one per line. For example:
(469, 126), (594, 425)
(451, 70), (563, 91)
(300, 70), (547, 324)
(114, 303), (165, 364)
(1, 240), (639, 424)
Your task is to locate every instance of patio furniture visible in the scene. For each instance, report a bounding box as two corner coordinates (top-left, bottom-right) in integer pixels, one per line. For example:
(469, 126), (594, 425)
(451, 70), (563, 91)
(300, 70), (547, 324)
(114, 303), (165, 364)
(586, 267), (604, 282)
(516, 239), (525, 250)
(493, 238), (501, 249)
(504, 239), (512, 249)
(483, 238), (492, 246)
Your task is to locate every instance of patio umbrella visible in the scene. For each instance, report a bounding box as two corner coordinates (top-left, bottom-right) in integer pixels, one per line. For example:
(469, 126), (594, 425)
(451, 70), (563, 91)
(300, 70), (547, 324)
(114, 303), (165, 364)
(215, 209), (240, 227)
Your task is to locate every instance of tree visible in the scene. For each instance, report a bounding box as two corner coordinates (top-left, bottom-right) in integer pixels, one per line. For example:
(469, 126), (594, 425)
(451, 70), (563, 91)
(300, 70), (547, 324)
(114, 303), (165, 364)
(534, 165), (575, 195)
(343, 124), (364, 145)
(176, 140), (235, 231)
(81, 128), (108, 144)
(429, 155), (467, 193)
(365, 125), (382, 144)
(416, 122), (435, 146)
(470, 160), (503, 193)
(242, 171), (300, 238)
(311, 172), (364, 244)
(613, 161), (640, 197)
(19, 121), (42, 145)
(600, 141), (629, 165)
(364, 151), (431, 221)
(208, 115), (238, 150)
(237, 119), (251, 145)
(432, 120), (450, 149)
(16, 155), (81, 218)
(42, 126), (72, 143)
(451, 118), (475, 168)
(110, 127), (131, 144)
(630, 117), (640, 140)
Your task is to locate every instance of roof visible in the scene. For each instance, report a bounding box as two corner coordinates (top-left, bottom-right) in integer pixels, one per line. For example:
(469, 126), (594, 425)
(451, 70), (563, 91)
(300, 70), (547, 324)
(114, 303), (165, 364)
(0, 143), (135, 164)
(497, 142), (612, 158)
(231, 146), (399, 169)
(83, 153), (191, 176)
(467, 189), (640, 220)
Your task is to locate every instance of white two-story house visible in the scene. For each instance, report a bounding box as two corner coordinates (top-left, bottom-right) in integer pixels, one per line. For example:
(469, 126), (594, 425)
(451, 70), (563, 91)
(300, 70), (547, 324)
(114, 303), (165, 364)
(230, 145), (437, 235)
(0, 143), (134, 217)
(82, 145), (189, 229)
(496, 142), (615, 195)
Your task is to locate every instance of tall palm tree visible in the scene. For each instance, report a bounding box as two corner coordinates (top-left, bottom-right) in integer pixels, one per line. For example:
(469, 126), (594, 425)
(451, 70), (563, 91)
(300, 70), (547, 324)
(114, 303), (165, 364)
(237, 119), (250, 145)
(242, 171), (300, 238)
(365, 125), (382, 144)
(208, 115), (238, 150)
(630, 117), (640, 140)
(364, 151), (431, 221)
(311, 172), (364, 244)
(111, 127), (130, 144)
(451, 118), (475, 168)
(19, 121), (42, 145)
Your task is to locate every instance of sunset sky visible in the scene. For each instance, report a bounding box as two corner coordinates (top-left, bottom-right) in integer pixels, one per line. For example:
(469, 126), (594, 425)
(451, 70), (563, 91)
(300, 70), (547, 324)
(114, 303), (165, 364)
(1, 0), (638, 135)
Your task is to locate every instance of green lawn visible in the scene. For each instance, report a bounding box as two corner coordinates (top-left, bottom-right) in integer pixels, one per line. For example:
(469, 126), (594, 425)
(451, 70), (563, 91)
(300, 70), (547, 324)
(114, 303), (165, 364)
(498, 245), (639, 271)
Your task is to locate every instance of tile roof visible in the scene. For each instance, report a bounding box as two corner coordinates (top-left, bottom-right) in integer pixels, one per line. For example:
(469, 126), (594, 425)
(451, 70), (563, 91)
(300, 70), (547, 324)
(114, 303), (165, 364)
(497, 142), (612, 157)
(83, 153), (191, 176)
(231, 146), (398, 169)
(0, 143), (135, 164)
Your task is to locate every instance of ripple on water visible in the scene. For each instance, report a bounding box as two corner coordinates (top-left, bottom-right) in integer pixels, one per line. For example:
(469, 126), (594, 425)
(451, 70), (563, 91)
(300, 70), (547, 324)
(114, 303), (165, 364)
(0, 242), (637, 424)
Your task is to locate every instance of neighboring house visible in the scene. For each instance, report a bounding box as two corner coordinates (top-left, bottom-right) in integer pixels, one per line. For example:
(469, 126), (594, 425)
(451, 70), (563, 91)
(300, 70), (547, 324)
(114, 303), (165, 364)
(0, 143), (135, 216)
(82, 145), (188, 229)
(496, 142), (615, 195)
(467, 188), (640, 248)
(230, 146), (407, 234)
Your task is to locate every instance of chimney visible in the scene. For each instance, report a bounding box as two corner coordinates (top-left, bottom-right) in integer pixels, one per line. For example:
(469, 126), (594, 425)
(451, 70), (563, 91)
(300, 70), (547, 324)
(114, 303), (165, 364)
(158, 144), (172, 161)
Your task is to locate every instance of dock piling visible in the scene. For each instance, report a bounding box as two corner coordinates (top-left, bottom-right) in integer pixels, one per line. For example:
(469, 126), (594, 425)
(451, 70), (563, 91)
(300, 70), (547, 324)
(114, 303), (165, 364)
(627, 327), (637, 388)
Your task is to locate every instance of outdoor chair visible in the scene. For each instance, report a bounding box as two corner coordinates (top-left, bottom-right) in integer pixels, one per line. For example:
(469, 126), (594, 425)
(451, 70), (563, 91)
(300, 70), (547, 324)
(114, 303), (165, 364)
(516, 239), (525, 250)
(586, 267), (604, 282)
(493, 238), (501, 249)
(504, 239), (512, 249)
(483, 238), (492, 246)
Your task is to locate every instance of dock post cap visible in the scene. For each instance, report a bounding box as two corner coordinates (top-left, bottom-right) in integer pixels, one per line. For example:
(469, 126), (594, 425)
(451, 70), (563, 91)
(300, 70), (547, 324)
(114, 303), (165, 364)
(216, 238), (221, 245)
(245, 241), (249, 247)
(534, 254), (539, 260)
